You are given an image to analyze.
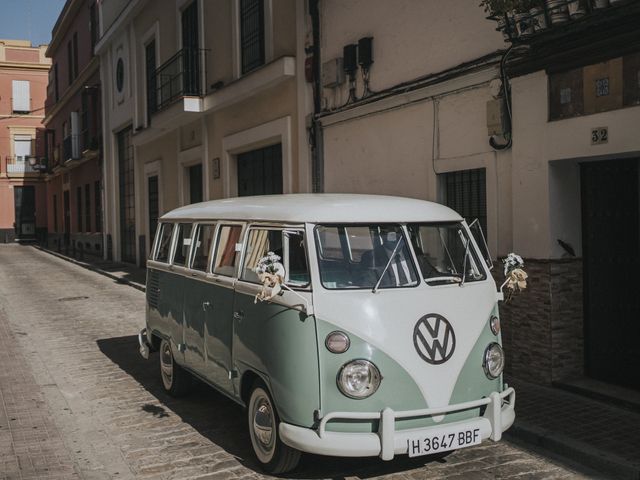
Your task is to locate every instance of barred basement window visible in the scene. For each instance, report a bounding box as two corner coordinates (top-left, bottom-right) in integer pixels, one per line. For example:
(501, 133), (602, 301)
(240, 0), (265, 75)
(95, 181), (102, 233)
(85, 184), (91, 232)
(77, 187), (83, 232)
(441, 168), (487, 240)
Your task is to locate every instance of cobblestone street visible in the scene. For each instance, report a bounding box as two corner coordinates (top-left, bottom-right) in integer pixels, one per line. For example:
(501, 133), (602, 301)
(0, 245), (590, 480)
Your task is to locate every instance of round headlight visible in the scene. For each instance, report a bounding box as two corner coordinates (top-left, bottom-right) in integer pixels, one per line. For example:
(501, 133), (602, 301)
(490, 315), (500, 335)
(483, 343), (505, 379)
(325, 331), (350, 353)
(337, 360), (381, 399)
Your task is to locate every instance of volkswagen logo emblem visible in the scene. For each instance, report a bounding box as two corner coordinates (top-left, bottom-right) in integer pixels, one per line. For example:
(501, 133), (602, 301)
(413, 314), (456, 365)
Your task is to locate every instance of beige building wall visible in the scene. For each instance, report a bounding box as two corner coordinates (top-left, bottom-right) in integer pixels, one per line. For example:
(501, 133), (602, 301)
(109, 0), (311, 263)
(320, 0), (504, 102)
(319, 1), (510, 256)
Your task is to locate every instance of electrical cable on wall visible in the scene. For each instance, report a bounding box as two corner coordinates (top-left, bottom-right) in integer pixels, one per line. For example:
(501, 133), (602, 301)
(490, 46), (514, 151)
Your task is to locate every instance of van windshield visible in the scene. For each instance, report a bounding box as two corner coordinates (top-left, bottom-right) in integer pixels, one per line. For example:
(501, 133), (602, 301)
(407, 222), (487, 285)
(315, 225), (419, 290)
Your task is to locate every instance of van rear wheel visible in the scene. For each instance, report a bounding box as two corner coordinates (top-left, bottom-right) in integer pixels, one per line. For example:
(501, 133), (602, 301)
(247, 381), (301, 474)
(159, 339), (192, 397)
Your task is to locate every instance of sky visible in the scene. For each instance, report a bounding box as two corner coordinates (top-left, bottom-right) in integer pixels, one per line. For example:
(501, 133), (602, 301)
(0, 0), (67, 47)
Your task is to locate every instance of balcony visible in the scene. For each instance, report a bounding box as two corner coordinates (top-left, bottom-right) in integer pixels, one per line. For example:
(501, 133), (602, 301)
(486, 0), (640, 75)
(3, 156), (45, 176)
(150, 47), (207, 114)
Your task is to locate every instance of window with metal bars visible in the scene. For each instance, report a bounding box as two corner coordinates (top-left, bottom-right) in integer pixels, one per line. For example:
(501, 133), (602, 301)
(85, 184), (91, 232)
(77, 187), (83, 232)
(95, 181), (102, 233)
(145, 40), (157, 122)
(118, 127), (136, 263)
(147, 175), (159, 243)
(441, 168), (487, 239)
(53, 194), (58, 233)
(240, 0), (265, 75)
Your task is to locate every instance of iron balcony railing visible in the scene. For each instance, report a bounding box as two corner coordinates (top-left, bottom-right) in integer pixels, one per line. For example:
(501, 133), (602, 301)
(149, 47), (207, 114)
(488, 0), (638, 44)
(3, 156), (44, 175)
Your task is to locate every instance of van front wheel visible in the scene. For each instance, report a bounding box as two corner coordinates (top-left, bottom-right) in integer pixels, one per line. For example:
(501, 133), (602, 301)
(247, 381), (301, 474)
(159, 339), (192, 397)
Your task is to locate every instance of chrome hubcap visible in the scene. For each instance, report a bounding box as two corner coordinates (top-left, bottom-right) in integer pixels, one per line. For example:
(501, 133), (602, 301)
(253, 397), (275, 454)
(160, 343), (173, 389)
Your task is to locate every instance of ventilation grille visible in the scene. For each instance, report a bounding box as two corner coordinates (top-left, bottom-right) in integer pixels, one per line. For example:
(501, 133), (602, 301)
(147, 269), (160, 310)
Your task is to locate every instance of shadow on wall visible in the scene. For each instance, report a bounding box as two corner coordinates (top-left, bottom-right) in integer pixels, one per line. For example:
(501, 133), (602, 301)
(96, 335), (452, 478)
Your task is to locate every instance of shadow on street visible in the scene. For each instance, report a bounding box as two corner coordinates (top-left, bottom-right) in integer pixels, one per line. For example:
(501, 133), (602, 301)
(97, 335), (450, 479)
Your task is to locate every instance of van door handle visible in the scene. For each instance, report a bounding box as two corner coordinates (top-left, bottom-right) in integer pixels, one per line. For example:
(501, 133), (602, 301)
(233, 310), (244, 321)
(202, 301), (212, 311)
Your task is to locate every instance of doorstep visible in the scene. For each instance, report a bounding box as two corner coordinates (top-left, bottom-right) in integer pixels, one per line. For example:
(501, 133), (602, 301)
(505, 378), (640, 480)
(554, 377), (640, 414)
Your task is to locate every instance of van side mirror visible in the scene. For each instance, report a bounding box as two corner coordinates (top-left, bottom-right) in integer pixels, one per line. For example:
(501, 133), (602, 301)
(468, 219), (492, 270)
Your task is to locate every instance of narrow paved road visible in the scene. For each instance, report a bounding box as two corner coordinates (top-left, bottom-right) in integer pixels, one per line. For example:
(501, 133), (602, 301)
(0, 245), (589, 479)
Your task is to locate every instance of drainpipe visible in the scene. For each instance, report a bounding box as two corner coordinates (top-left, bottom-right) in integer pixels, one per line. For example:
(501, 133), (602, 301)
(309, 0), (324, 192)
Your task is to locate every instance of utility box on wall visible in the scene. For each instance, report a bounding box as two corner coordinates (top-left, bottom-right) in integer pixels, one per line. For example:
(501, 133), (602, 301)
(486, 98), (507, 136)
(322, 57), (345, 88)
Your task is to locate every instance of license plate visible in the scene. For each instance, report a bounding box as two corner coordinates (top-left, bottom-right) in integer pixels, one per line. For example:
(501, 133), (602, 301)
(406, 425), (482, 457)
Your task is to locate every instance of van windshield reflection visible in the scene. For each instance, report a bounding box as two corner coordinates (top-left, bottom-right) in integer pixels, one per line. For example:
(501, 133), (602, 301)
(315, 225), (419, 290)
(407, 222), (487, 285)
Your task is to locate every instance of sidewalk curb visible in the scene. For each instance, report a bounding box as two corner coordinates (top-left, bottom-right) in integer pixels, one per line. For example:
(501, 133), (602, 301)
(34, 246), (146, 293)
(506, 422), (640, 480)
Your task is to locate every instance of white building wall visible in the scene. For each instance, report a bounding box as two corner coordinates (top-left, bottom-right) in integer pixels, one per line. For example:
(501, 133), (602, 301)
(511, 71), (640, 259)
(319, 1), (511, 256)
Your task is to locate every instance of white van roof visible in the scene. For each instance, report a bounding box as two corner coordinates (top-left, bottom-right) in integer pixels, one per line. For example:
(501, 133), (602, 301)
(160, 194), (463, 223)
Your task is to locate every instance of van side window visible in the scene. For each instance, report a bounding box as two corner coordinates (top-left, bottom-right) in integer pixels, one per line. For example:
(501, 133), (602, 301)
(213, 225), (242, 276)
(192, 224), (215, 272)
(172, 223), (193, 267)
(242, 228), (310, 287)
(285, 231), (310, 286)
(155, 223), (174, 263)
(243, 229), (283, 282)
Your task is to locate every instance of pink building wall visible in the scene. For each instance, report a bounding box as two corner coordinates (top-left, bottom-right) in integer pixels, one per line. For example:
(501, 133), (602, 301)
(0, 40), (50, 241)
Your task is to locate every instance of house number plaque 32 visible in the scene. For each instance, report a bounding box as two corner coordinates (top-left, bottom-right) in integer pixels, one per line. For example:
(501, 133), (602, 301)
(591, 127), (608, 145)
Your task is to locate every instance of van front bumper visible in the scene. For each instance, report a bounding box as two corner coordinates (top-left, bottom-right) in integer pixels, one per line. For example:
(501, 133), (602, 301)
(279, 387), (515, 460)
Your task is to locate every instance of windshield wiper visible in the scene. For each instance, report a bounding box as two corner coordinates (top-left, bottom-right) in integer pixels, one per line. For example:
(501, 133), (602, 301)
(372, 236), (404, 293)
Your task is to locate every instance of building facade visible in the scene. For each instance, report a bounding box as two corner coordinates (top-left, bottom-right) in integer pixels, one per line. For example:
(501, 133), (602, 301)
(0, 40), (50, 243)
(44, 0), (103, 257)
(315, 0), (510, 260)
(498, 1), (640, 391)
(96, 0), (312, 265)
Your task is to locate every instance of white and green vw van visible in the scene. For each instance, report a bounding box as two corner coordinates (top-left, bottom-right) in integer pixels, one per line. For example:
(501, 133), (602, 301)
(138, 194), (515, 473)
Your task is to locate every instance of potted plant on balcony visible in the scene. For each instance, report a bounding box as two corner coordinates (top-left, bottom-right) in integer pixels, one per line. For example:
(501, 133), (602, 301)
(514, 0), (537, 36)
(480, 0), (522, 40)
(529, 0), (549, 31)
(545, 0), (570, 24)
(568, 0), (587, 18)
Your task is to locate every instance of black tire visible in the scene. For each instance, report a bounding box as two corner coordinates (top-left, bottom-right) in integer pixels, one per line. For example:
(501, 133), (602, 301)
(247, 380), (301, 474)
(159, 339), (192, 397)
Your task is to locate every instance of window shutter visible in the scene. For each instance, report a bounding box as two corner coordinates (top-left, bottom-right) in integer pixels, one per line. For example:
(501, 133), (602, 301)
(12, 80), (30, 112)
(14, 135), (32, 162)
